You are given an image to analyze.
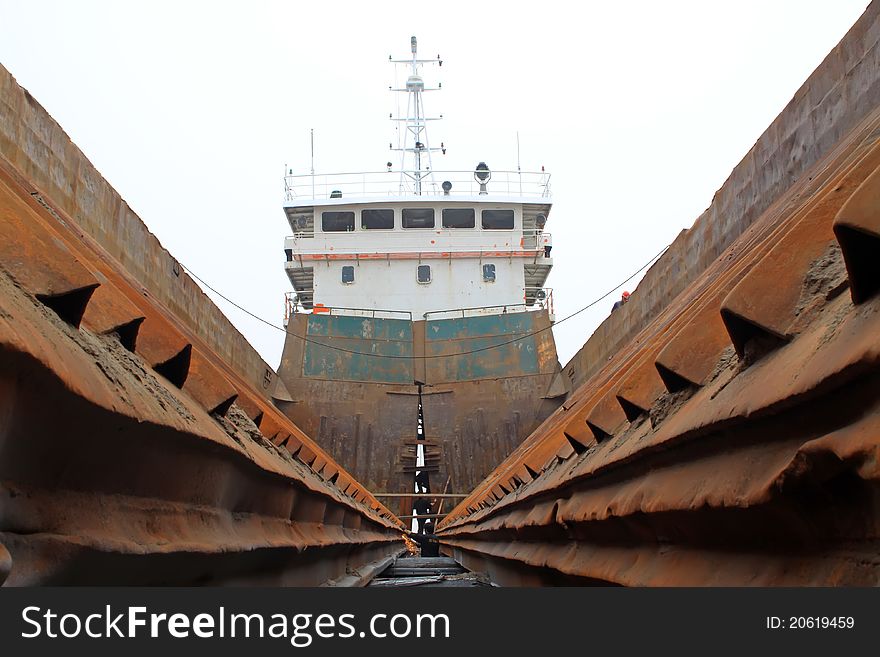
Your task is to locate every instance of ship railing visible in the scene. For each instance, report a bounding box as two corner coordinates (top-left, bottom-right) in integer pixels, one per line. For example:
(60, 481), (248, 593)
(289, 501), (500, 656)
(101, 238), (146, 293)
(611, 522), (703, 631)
(285, 292), (413, 322)
(521, 229), (552, 251)
(525, 287), (554, 317)
(284, 291), (310, 323)
(424, 287), (554, 321)
(286, 291), (552, 323)
(318, 306), (413, 320)
(283, 169), (552, 201)
(422, 304), (527, 320)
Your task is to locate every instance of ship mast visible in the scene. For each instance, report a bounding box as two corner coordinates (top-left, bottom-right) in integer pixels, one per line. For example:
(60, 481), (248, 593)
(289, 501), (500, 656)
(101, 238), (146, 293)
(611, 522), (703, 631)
(390, 36), (444, 195)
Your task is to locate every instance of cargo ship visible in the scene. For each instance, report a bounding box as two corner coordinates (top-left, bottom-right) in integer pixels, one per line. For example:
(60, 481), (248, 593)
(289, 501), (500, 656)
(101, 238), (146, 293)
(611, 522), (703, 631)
(275, 37), (567, 521)
(4, 5), (880, 588)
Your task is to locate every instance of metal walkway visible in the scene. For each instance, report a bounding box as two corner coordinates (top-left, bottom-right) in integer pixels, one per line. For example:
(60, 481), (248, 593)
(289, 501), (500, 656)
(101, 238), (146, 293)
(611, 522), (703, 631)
(368, 557), (491, 588)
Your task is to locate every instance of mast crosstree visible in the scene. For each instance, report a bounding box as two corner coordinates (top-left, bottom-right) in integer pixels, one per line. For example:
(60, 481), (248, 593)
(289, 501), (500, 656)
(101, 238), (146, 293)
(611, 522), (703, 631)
(389, 36), (444, 195)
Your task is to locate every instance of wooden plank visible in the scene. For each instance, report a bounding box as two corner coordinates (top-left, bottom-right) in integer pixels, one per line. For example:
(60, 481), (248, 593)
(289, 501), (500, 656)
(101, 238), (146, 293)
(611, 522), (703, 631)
(395, 557), (460, 568)
(385, 568), (463, 577)
(372, 493), (468, 498)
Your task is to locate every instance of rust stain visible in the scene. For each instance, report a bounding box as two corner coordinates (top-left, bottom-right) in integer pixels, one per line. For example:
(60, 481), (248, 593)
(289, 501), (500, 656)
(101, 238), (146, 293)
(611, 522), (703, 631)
(437, 92), (880, 585)
(0, 140), (403, 585)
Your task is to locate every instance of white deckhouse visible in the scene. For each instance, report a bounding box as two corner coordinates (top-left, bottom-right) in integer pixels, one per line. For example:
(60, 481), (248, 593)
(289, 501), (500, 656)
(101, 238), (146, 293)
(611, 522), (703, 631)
(282, 37), (554, 323)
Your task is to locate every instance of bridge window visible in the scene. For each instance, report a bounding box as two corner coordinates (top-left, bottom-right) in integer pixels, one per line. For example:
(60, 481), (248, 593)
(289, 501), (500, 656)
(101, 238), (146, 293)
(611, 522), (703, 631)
(341, 265), (355, 284)
(417, 265), (432, 284)
(482, 263), (496, 282)
(362, 208), (394, 229)
(402, 208), (435, 228)
(442, 208), (475, 228)
(482, 209), (515, 229)
(322, 211), (355, 232)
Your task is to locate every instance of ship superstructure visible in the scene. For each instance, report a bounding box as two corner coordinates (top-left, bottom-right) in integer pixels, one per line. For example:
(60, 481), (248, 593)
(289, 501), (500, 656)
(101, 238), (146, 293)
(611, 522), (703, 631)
(275, 38), (566, 521)
(282, 37), (554, 321)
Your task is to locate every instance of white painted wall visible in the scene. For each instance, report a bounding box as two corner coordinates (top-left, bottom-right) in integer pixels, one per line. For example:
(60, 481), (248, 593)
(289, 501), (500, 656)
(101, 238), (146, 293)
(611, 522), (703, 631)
(313, 256), (524, 319)
(289, 200), (540, 317)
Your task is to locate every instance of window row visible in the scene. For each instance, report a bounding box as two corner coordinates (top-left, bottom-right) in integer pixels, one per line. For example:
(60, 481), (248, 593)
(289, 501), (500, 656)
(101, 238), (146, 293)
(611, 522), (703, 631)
(321, 208), (515, 232)
(339, 263), (497, 285)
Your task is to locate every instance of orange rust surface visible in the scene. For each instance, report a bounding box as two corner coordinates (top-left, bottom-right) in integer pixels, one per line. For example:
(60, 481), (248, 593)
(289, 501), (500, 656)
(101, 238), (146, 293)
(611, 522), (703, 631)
(0, 157), (390, 512)
(0, 176), (99, 301)
(437, 43), (880, 585)
(183, 348), (240, 414)
(1, 62), (281, 399)
(0, 140), (403, 584)
(614, 357), (667, 420)
(450, 104), (880, 522)
(834, 162), (880, 303)
(654, 302), (731, 388)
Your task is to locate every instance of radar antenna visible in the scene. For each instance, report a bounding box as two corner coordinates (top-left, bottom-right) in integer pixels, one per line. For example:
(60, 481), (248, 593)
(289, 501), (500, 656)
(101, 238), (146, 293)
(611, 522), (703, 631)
(389, 36), (444, 195)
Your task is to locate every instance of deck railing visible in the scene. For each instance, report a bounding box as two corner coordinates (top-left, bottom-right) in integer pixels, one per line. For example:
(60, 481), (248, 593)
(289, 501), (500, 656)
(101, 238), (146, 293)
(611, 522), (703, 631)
(284, 293), (412, 323)
(284, 169), (551, 201)
(424, 288), (553, 320)
(285, 288), (554, 323)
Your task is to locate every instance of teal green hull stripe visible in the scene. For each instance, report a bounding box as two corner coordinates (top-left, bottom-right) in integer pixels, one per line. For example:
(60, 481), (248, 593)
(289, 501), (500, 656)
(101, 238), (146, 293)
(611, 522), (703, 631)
(425, 313), (534, 340)
(302, 312), (540, 383)
(304, 315), (413, 383)
(306, 315), (413, 341)
(425, 314), (540, 380)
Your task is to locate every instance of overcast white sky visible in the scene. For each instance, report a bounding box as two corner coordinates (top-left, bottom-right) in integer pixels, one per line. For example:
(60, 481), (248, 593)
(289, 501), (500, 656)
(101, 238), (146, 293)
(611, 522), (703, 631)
(0, 0), (870, 367)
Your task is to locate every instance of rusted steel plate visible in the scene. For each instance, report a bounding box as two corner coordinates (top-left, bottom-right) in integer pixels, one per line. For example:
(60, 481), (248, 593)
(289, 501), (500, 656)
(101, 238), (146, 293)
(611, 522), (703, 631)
(447, 105), (880, 529)
(80, 279), (145, 345)
(0, 266), (402, 584)
(311, 456), (328, 476)
(834, 161), (880, 303)
(585, 390), (628, 443)
(615, 357), (668, 420)
(654, 303), (732, 389)
(277, 305), (564, 501)
(437, 87), (880, 584)
(321, 462), (339, 483)
(282, 432), (304, 456)
(0, 178), (99, 325)
(182, 347), (239, 415)
(0, 129), (402, 587)
(233, 388), (265, 422)
(0, 175), (146, 343)
(555, 438), (576, 461)
(450, 259), (880, 528)
(296, 443), (318, 467)
(560, 407), (596, 447)
(442, 534), (879, 586)
(717, 151), (877, 357)
(256, 411), (287, 441)
(0, 543), (10, 586)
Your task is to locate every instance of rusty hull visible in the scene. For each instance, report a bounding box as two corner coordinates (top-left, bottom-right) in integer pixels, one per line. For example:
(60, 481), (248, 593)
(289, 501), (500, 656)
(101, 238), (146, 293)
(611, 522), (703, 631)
(438, 8), (880, 586)
(276, 311), (564, 516)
